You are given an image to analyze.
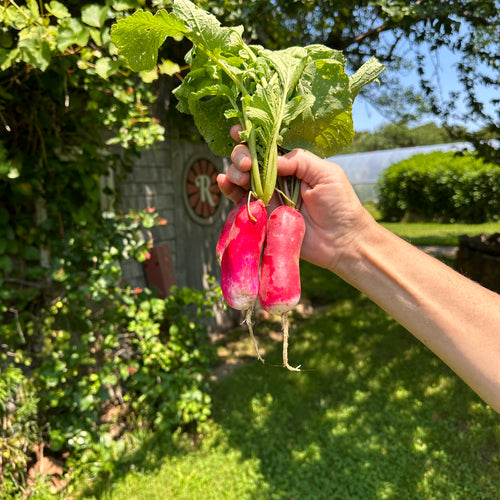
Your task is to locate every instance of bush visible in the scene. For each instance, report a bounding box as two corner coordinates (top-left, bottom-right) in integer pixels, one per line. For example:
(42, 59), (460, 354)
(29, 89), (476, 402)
(377, 151), (500, 223)
(0, 2), (214, 496)
(0, 209), (220, 498)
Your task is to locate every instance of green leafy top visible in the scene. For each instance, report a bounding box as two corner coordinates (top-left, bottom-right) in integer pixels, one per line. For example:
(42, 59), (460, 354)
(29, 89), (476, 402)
(111, 0), (385, 205)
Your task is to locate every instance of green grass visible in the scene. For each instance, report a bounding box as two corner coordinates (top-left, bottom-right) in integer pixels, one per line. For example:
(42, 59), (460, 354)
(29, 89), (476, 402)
(81, 263), (500, 500)
(363, 201), (500, 246)
(382, 221), (500, 246)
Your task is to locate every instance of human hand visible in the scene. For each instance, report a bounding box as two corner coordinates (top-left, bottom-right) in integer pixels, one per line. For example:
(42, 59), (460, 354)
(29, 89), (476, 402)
(216, 125), (374, 271)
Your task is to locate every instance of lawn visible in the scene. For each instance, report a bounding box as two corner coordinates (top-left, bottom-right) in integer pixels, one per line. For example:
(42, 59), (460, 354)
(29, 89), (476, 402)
(81, 251), (500, 500)
(364, 201), (500, 246)
(382, 221), (500, 246)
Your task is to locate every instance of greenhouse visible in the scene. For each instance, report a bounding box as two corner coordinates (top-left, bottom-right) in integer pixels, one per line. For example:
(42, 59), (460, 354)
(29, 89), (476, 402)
(328, 142), (472, 202)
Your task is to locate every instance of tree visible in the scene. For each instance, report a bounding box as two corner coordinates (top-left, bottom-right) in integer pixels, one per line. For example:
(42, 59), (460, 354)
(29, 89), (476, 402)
(343, 122), (456, 153)
(194, 0), (499, 160)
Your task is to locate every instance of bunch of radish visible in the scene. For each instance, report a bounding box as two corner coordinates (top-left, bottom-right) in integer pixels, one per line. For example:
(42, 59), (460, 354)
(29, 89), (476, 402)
(112, 0), (384, 369)
(217, 193), (305, 371)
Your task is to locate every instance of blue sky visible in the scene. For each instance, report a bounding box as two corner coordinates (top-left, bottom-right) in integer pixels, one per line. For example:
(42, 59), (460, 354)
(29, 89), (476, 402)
(351, 41), (498, 133)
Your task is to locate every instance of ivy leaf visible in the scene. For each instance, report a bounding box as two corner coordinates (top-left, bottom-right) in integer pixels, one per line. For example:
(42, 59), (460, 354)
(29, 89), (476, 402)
(0, 47), (20, 71)
(158, 59), (181, 76)
(110, 9), (186, 72)
(89, 27), (102, 46)
(56, 18), (90, 52)
(110, 0), (142, 10)
(0, 29), (13, 49)
(94, 57), (119, 79)
(4, 5), (31, 29)
(18, 30), (52, 71)
(45, 1), (71, 19)
(0, 255), (12, 272)
(81, 4), (108, 29)
(27, 0), (40, 20)
(140, 69), (158, 83)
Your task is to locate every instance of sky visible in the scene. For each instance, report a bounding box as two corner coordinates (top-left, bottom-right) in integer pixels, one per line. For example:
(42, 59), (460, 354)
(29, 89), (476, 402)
(350, 41), (498, 133)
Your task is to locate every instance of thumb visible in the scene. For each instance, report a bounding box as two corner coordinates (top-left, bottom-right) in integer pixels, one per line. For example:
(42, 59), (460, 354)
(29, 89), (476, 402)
(277, 149), (342, 188)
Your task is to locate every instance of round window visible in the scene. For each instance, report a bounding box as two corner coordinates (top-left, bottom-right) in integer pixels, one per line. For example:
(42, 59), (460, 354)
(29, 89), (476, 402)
(183, 157), (222, 225)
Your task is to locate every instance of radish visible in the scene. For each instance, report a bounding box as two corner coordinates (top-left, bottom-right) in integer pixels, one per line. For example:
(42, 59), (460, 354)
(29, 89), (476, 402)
(259, 205), (305, 370)
(221, 199), (267, 309)
(216, 194), (247, 266)
(221, 199), (267, 361)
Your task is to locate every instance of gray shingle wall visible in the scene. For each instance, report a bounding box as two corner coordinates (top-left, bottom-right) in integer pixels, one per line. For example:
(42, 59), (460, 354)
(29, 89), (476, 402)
(117, 138), (230, 292)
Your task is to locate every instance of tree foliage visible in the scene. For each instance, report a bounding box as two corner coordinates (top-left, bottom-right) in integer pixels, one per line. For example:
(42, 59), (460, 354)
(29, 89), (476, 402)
(343, 122), (456, 153)
(195, 0), (499, 160)
(0, 0), (165, 299)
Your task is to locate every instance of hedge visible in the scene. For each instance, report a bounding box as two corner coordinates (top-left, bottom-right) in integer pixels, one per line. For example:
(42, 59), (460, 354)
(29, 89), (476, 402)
(376, 151), (500, 223)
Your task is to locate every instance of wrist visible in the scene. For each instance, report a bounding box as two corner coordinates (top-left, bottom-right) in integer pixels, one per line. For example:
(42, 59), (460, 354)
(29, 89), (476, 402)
(327, 208), (380, 277)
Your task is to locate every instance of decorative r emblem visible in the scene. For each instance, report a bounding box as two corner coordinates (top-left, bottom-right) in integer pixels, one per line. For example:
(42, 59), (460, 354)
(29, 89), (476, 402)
(195, 174), (216, 207)
(184, 158), (222, 224)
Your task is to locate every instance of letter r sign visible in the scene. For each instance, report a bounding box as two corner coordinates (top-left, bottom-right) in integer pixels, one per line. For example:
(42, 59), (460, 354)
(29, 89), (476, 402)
(183, 158), (222, 225)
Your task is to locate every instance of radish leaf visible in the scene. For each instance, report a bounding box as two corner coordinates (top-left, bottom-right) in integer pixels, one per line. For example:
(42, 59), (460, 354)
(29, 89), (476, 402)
(111, 0), (385, 204)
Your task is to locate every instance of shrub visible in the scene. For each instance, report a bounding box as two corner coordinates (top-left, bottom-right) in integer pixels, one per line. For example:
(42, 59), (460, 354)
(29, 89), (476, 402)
(0, 209), (220, 498)
(377, 151), (500, 223)
(0, 366), (39, 498)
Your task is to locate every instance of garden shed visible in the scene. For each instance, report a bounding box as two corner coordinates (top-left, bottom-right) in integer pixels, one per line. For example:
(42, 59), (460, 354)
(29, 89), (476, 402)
(328, 142), (472, 202)
(115, 137), (231, 298)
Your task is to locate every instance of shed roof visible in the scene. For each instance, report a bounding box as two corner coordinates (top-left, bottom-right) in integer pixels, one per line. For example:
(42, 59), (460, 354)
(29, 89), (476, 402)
(328, 142), (473, 184)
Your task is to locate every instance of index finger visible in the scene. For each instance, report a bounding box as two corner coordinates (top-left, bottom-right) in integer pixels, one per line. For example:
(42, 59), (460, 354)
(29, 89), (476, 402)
(230, 124), (243, 143)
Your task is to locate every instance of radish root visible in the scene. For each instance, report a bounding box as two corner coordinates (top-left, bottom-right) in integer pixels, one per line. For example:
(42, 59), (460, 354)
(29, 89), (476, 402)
(281, 312), (301, 371)
(244, 306), (265, 363)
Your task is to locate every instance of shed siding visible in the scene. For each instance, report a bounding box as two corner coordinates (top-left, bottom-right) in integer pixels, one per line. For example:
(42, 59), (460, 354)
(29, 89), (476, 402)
(117, 137), (230, 292)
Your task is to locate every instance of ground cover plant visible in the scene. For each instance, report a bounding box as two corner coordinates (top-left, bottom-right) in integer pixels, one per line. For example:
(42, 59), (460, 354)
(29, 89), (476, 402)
(79, 263), (500, 500)
(111, 0), (384, 368)
(0, 209), (219, 499)
(1, 1), (217, 496)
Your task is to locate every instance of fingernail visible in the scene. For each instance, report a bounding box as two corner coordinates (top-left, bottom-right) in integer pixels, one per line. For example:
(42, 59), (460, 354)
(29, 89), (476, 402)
(234, 150), (247, 165)
(232, 168), (244, 184)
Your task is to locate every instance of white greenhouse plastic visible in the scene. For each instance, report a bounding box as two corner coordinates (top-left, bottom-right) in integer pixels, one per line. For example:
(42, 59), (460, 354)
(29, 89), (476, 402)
(328, 142), (472, 202)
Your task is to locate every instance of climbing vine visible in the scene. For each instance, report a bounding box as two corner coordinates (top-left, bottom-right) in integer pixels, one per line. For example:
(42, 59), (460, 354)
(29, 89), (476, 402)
(0, 2), (218, 496)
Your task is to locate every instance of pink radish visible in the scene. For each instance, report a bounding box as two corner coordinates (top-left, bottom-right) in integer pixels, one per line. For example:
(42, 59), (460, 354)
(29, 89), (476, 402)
(259, 205), (305, 370)
(221, 199), (267, 311)
(259, 205), (305, 314)
(216, 194), (248, 266)
(221, 199), (267, 362)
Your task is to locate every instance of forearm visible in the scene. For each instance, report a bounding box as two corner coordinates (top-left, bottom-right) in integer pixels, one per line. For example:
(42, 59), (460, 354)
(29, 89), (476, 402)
(334, 215), (500, 413)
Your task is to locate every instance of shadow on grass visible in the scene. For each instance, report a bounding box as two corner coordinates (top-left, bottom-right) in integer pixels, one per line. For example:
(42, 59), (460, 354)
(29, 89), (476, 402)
(209, 265), (500, 499)
(82, 264), (499, 499)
